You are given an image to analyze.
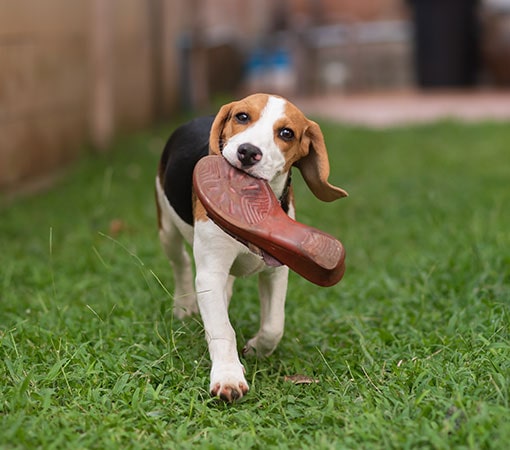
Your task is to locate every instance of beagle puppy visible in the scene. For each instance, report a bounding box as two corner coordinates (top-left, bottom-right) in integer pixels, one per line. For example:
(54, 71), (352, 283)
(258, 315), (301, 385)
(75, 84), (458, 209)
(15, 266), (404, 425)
(156, 93), (347, 402)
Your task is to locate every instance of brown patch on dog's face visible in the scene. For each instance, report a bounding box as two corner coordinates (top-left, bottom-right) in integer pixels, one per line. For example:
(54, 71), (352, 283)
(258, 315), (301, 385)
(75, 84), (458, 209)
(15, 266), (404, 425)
(276, 101), (311, 171)
(209, 94), (269, 156)
(219, 95), (266, 145)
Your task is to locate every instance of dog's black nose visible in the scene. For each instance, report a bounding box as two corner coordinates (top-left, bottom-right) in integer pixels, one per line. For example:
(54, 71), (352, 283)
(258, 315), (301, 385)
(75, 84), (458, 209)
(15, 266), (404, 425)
(237, 143), (262, 166)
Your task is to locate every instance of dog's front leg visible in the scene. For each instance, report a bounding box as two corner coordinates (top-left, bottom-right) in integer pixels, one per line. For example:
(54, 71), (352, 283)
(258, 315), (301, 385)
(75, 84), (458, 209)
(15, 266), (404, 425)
(243, 265), (289, 357)
(193, 222), (249, 402)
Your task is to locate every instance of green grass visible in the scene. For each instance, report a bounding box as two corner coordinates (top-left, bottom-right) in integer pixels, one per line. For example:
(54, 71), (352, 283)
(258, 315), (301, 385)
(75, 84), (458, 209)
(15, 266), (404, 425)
(1, 119), (509, 449)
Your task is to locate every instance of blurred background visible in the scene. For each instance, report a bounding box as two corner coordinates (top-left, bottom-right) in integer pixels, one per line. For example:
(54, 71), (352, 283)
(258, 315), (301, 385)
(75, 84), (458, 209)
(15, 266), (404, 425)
(1, 0), (510, 195)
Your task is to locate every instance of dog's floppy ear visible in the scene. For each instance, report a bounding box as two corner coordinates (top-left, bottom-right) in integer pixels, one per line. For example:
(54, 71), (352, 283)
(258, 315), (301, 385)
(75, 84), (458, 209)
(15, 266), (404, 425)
(209, 101), (236, 155)
(295, 120), (348, 202)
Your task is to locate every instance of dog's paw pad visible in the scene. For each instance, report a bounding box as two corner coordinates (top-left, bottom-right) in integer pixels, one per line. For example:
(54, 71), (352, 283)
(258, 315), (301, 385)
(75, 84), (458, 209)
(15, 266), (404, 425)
(211, 381), (249, 403)
(210, 365), (249, 403)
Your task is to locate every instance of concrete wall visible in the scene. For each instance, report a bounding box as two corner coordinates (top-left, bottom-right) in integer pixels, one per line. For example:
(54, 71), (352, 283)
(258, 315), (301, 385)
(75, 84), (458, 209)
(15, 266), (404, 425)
(0, 1), (89, 191)
(0, 0), (187, 193)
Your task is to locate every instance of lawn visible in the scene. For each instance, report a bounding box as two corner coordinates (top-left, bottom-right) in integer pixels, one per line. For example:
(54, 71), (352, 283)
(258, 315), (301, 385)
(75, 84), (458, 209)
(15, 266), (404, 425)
(1, 118), (509, 449)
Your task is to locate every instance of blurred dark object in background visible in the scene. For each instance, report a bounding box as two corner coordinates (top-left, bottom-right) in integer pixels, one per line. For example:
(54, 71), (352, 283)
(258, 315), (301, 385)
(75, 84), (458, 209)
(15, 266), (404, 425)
(207, 44), (244, 95)
(178, 34), (244, 111)
(481, 1), (510, 86)
(409, 0), (480, 88)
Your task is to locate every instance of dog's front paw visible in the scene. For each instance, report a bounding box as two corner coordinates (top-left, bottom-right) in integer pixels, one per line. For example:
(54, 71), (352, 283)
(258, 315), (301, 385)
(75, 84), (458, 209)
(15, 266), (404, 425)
(210, 363), (249, 402)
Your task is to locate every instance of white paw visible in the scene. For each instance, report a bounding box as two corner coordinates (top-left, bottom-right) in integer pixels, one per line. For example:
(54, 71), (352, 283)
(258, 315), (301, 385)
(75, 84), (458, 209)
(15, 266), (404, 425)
(242, 332), (281, 358)
(173, 293), (198, 319)
(210, 363), (249, 402)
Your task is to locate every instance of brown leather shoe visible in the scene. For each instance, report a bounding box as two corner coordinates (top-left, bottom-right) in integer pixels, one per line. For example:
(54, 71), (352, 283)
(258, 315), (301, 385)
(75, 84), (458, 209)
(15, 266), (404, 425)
(193, 155), (345, 287)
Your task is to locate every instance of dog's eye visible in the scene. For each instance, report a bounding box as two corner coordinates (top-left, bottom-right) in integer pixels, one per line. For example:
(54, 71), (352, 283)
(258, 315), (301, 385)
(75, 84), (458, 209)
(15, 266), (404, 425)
(279, 128), (294, 141)
(235, 112), (250, 124)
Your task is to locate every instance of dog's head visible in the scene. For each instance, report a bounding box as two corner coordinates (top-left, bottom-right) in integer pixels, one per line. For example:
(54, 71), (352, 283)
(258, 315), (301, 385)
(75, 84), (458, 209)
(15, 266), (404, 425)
(209, 93), (347, 201)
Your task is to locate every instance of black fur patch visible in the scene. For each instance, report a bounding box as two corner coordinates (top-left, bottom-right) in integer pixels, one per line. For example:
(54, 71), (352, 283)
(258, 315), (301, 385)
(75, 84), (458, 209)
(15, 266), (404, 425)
(159, 116), (214, 225)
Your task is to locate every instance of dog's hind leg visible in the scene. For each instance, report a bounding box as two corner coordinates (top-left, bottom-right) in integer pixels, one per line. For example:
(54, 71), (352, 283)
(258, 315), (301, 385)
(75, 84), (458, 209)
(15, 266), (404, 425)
(160, 226), (198, 319)
(156, 180), (198, 319)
